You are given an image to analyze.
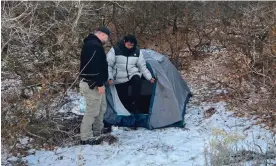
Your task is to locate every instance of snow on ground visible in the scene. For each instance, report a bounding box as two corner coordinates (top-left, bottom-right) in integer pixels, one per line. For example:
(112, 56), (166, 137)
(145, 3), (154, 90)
(1, 145), (9, 166)
(1, 78), (22, 99)
(58, 91), (85, 116)
(21, 100), (275, 166)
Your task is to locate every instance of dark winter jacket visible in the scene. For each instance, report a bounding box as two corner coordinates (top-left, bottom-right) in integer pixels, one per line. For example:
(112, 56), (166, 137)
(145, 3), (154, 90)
(80, 34), (108, 87)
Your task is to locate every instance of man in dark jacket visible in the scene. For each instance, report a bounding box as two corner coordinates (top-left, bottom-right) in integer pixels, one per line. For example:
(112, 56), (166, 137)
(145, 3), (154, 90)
(79, 27), (110, 145)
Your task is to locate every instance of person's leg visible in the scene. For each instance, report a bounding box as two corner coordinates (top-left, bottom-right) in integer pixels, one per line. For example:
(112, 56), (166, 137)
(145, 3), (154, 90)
(79, 81), (102, 141)
(130, 75), (142, 114)
(115, 82), (130, 110)
(93, 93), (107, 136)
(102, 121), (112, 134)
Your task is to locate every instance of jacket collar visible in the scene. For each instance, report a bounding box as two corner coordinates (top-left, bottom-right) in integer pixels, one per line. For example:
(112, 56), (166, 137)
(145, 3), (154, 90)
(84, 34), (103, 45)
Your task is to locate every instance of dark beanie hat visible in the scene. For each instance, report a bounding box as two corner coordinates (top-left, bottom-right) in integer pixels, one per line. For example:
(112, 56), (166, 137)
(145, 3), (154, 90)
(124, 34), (137, 45)
(96, 27), (110, 36)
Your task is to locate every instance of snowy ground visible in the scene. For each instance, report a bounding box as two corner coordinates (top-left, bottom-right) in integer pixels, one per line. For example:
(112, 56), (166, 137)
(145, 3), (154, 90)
(14, 100), (275, 166)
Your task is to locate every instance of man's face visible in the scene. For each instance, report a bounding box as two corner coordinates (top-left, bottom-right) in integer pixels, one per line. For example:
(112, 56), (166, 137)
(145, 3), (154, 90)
(100, 33), (109, 44)
(124, 41), (134, 49)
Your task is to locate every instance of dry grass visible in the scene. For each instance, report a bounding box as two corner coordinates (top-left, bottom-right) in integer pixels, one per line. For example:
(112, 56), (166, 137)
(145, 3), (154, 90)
(204, 129), (276, 166)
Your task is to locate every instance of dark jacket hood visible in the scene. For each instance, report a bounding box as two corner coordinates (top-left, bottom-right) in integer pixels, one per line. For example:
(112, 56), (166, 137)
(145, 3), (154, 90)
(83, 34), (102, 45)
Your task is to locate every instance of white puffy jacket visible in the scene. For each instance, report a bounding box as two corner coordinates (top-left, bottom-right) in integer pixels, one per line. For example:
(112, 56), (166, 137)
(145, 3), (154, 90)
(107, 46), (152, 84)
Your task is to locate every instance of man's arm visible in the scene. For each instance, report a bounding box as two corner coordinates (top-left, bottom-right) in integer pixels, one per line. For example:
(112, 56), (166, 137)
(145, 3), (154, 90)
(106, 48), (116, 81)
(93, 46), (107, 87)
(137, 51), (153, 81)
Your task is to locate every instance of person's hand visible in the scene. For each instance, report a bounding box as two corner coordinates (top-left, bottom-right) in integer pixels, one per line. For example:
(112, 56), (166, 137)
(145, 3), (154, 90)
(98, 86), (105, 95)
(150, 78), (156, 83)
(108, 79), (113, 85)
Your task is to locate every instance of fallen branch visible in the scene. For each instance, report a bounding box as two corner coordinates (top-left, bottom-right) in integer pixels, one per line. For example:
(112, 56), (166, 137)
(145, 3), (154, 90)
(23, 128), (45, 140)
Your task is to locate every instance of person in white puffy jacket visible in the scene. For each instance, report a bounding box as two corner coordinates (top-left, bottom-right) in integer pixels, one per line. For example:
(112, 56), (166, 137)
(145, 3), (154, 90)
(107, 34), (155, 114)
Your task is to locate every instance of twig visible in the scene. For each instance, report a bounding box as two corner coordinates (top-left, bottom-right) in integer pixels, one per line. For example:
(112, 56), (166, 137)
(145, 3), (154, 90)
(24, 128), (45, 140)
(109, 1), (131, 10)
(248, 65), (272, 82)
(65, 50), (97, 94)
(254, 143), (264, 154)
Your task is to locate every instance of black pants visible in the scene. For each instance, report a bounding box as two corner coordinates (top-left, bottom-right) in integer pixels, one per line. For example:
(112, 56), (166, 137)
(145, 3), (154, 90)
(115, 75), (142, 113)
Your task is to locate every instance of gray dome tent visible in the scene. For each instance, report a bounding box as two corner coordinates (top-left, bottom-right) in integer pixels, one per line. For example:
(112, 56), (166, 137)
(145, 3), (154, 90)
(104, 49), (192, 129)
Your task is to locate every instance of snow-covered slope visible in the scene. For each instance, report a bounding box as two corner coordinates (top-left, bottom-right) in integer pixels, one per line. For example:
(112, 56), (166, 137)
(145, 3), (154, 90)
(22, 101), (275, 166)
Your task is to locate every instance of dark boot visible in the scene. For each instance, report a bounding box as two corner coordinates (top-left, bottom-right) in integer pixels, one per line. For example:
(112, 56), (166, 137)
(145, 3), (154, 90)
(80, 137), (101, 145)
(129, 126), (138, 130)
(103, 122), (112, 134)
(102, 126), (112, 134)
